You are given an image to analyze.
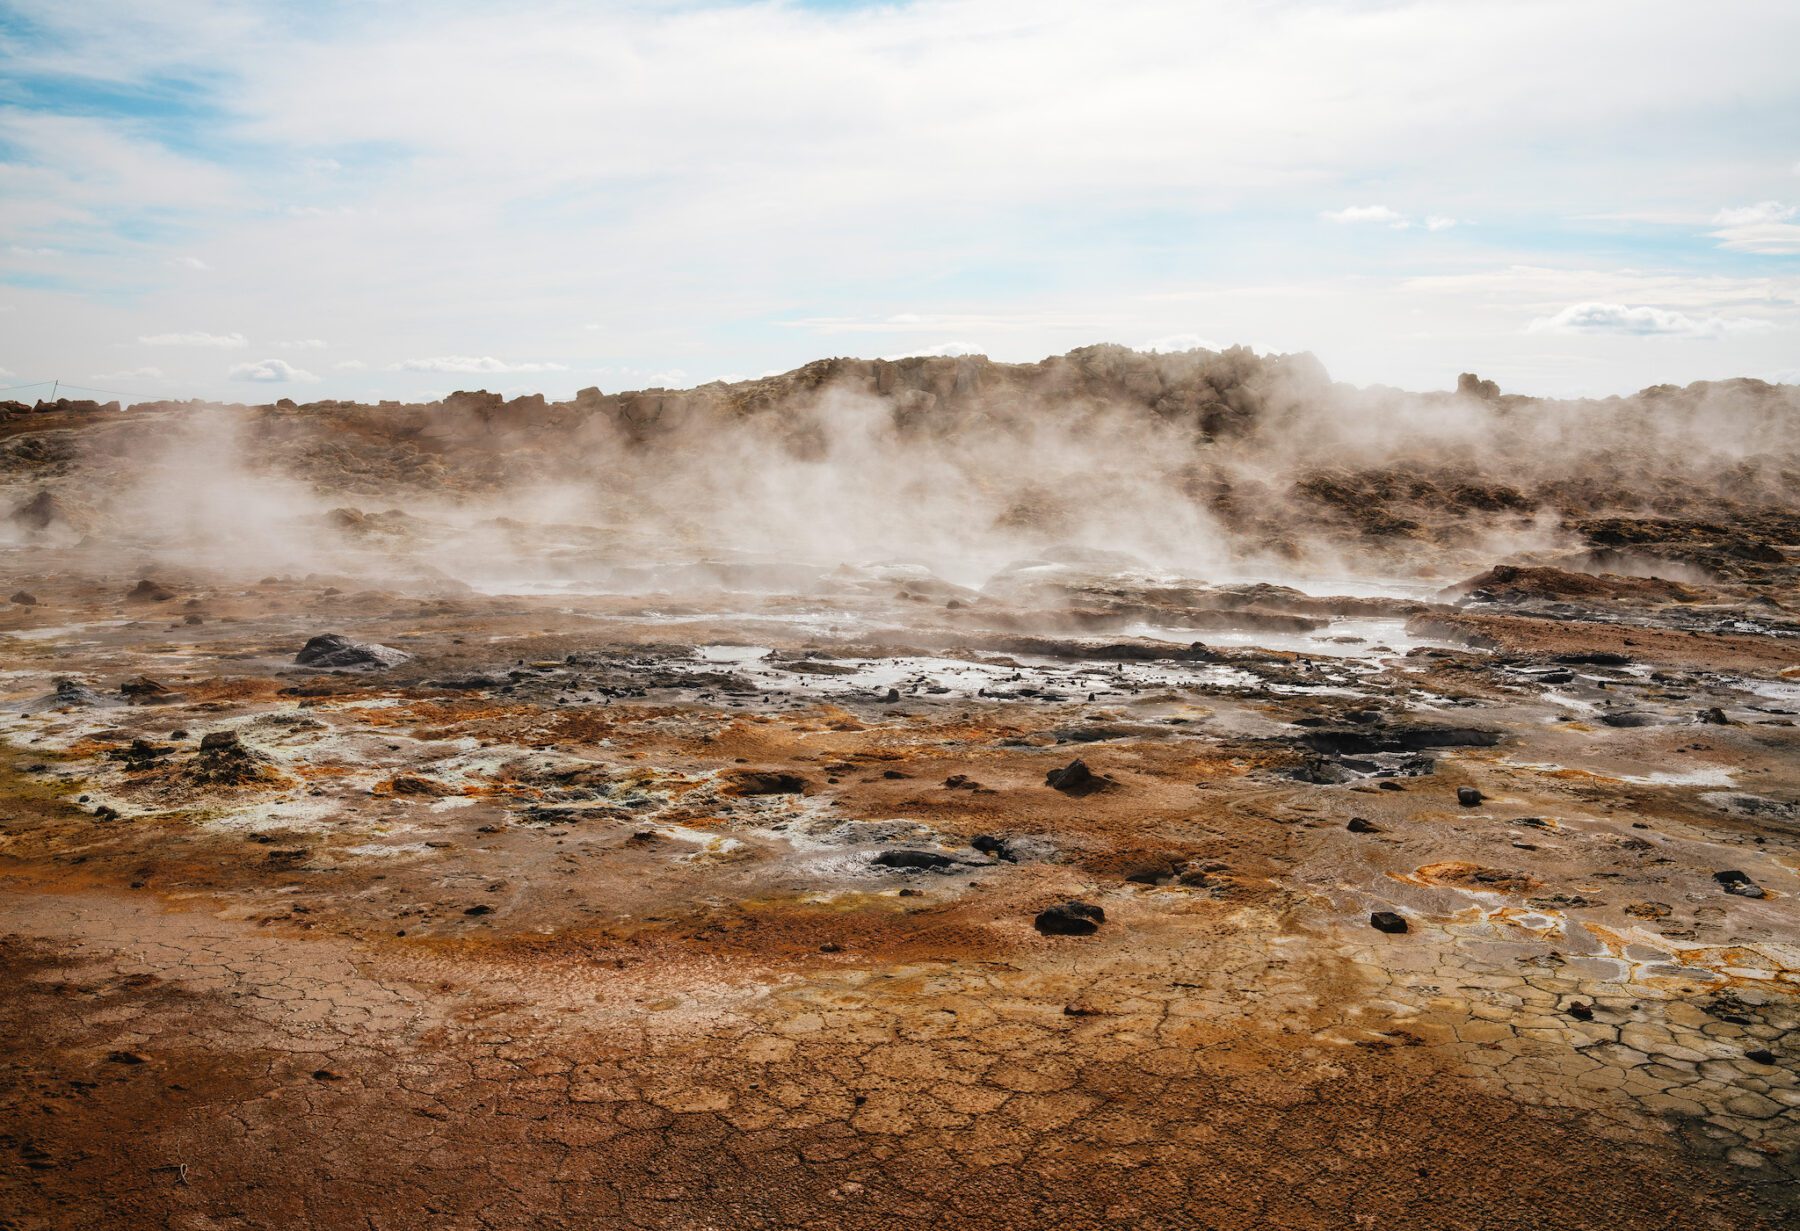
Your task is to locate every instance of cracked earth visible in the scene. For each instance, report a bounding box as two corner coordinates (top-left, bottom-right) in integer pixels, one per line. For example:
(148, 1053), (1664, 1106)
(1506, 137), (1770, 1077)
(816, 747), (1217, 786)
(1, 563), (1796, 1229)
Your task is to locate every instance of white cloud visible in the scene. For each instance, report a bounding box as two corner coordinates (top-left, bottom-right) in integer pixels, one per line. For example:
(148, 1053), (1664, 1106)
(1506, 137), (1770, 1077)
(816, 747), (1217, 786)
(395, 355), (568, 373)
(333, 359), (368, 370)
(274, 338), (327, 349)
(168, 255), (210, 270)
(1321, 206), (1461, 231)
(6, 1), (1800, 398)
(91, 366), (164, 381)
(140, 330), (249, 348)
(1321, 205), (1409, 228)
(7, 244), (60, 257)
(644, 369), (690, 388)
(1709, 200), (1800, 254)
(229, 357), (319, 382)
(1528, 301), (1774, 339)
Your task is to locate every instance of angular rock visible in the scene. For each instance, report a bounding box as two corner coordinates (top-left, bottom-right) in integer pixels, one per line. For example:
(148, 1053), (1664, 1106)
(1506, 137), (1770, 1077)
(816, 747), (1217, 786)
(1045, 758), (1114, 796)
(295, 633), (412, 670)
(1713, 869), (1766, 899)
(1369, 910), (1409, 934)
(1035, 901), (1105, 936)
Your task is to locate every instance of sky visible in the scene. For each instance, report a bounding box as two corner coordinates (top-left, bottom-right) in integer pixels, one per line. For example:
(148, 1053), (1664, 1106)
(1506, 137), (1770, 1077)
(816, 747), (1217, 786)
(1, 0), (1798, 404)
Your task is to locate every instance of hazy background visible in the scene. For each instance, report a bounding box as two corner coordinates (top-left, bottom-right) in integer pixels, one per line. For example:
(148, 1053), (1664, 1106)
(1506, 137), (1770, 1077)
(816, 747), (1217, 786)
(1, 0), (1798, 403)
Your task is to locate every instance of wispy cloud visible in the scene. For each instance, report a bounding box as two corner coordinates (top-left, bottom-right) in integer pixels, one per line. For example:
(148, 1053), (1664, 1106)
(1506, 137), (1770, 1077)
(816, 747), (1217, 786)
(1709, 201), (1800, 255)
(4, 1), (1799, 397)
(229, 357), (319, 382)
(1528, 301), (1774, 339)
(168, 255), (210, 270)
(140, 330), (248, 348)
(395, 355), (568, 374)
(1321, 206), (1460, 232)
(91, 366), (164, 381)
(274, 338), (327, 349)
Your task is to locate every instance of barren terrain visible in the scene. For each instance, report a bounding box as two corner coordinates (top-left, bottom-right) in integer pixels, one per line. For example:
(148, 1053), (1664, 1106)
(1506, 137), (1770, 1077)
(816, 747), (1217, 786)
(1, 347), (1796, 1229)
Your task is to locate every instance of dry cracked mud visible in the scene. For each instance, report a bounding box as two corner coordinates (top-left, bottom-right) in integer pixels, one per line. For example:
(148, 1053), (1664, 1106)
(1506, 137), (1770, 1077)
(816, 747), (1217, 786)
(0, 564), (1795, 1230)
(2, 354), (1799, 1227)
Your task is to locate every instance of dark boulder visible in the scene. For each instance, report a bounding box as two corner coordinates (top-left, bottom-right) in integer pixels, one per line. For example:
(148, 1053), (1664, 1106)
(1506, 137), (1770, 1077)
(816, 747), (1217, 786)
(1457, 786), (1484, 807)
(872, 849), (958, 872)
(1370, 910), (1410, 934)
(1713, 870), (1766, 899)
(295, 633), (412, 670)
(1045, 758), (1114, 796)
(1034, 901), (1105, 936)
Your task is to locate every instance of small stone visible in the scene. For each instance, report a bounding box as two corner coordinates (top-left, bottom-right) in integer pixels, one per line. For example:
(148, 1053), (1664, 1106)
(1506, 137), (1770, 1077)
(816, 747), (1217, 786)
(1035, 901), (1105, 936)
(1456, 787), (1483, 807)
(872, 849), (956, 872)
(1347, 817), (1382, 833)
(1045, 759), (1113, 796)
(1713, 870), (1766, 899)
(1370, 911), (1409, 934)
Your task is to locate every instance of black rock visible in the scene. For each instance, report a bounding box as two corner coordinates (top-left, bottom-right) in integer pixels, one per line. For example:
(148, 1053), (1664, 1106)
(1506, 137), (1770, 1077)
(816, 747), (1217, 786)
(1034, 901), (1105, 936)
(1347, 817), (1382, 833)
(872, 849), (957, 872)
(1045, 758), (1113, 796)
(1457, 786), (1484, 807)
(295, 633), (412, 670)
(1568, 1002), (1594, 1021)
(1697, 707), (1730, 725)
(1599, 711), (1656, 728)
(8, 590), (35, 606)
(1713, 870), (1766, 899)
(1746, 1049), (1777, 1065)
(1369, 910), (1409, 934)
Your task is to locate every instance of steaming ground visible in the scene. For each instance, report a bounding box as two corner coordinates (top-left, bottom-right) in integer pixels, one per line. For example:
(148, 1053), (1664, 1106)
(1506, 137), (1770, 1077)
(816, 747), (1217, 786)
(1, 346), (1797, 1229)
